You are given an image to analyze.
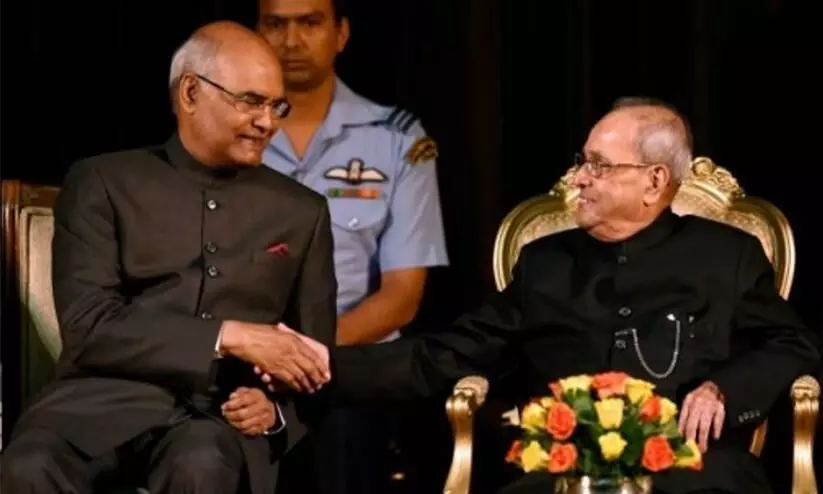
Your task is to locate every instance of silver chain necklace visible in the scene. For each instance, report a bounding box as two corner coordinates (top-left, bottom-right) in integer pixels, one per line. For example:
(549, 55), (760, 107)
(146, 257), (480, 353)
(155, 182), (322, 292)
(616, 313), (682, 379)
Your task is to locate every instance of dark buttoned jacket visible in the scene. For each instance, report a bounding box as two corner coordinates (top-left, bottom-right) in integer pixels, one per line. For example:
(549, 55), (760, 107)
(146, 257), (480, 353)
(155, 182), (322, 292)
(11, 135), (337, 494)
(330, 208), (819, 494)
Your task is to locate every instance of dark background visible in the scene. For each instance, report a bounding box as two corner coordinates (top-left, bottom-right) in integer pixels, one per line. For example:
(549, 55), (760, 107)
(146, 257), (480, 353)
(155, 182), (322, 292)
(2, 0), (820, 491)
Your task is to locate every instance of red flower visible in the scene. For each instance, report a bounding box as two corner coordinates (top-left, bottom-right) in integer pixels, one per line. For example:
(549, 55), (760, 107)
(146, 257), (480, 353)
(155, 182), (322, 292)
(591, 371), (628, 399)
(546, 402), (577, 441)
(641, 436), (676, 472)
(548, 443), (578, 473)
(505, 440), (523, 464)
(639, 395), (661, 423)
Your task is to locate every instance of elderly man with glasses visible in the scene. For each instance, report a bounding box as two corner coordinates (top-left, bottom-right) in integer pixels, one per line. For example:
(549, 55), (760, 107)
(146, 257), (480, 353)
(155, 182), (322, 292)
(291, 97), (820, 494)
(1, 21), (334, 494)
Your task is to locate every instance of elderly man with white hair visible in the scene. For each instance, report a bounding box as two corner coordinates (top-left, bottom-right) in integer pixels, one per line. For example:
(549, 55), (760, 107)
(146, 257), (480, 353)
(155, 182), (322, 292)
(294, 97), (820, 494)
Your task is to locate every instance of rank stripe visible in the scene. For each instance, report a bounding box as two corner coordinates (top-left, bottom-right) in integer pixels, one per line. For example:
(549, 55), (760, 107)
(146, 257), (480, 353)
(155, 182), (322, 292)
(386, 108), (419, 133)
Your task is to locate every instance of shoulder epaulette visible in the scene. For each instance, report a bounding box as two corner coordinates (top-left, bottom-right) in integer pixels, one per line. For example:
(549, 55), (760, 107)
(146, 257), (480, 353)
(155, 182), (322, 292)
(383, 107), (419, 134)
(404, 136), (438, 165)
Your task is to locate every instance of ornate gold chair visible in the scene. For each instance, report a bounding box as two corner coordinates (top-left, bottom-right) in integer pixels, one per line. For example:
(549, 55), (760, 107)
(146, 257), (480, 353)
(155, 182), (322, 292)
(441, 158), (820, 494)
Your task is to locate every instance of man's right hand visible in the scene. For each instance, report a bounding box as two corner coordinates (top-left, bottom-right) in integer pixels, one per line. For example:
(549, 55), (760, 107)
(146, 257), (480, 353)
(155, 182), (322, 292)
(219, 320), (330, 393)
(253, 323), (330, 392)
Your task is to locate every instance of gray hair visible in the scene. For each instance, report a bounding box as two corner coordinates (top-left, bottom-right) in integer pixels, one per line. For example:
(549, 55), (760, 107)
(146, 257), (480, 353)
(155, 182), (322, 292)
(168, 35), (221, 89)
(611, 97), (693, 184)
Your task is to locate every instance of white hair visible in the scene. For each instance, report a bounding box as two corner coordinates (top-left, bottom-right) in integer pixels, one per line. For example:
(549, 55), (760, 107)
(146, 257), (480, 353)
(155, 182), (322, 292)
(635, 122), (693, 183)
(611, 97), (693, 184)
(168, 36), (220, 89)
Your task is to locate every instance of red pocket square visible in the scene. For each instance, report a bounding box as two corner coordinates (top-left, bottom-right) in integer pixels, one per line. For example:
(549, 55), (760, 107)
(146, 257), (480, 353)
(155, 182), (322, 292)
(266, 243), (289, 256)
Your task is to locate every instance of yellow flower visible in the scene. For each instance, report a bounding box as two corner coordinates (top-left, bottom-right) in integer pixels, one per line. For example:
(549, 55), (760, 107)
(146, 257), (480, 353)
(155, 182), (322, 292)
(675, 439), (703, 468)
(540, 397), (556, 408)
(558, 375), (593, 393)
(521, 402), (547, 432)
(594, 398), (624, 429)
(598, 432), (627, 461)
(520, 441), (549, 472)
(626, 378), (655, 405)
(660, 398), (678, 424)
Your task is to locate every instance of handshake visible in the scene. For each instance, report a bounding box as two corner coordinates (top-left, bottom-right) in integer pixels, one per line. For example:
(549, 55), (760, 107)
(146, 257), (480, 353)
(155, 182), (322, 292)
(218, 320), (331, 393)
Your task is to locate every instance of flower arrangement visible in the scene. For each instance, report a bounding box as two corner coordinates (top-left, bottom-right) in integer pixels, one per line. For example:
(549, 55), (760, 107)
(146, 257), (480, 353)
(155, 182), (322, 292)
(505, 372), (702, 479)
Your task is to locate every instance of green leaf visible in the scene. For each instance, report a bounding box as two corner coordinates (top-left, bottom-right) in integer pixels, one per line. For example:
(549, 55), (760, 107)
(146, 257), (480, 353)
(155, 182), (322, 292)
(621, 434), (643, 467)
(675, 442), (694, 458)
(641, 422), (659, 436)
(587, 423), (606, 443)
(620, 418), (643, 444)
(572, 393), (594, 412)
(580, 449), (596, 476)
(578, 409), (597, 426)
(661, 420), (680, 438)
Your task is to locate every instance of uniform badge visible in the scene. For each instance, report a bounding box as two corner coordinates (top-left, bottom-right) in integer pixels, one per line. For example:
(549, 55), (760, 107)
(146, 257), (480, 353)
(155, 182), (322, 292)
(404, 136), (438, 165)
(323, 158), (387, 185)
(325, 187), (382, 200)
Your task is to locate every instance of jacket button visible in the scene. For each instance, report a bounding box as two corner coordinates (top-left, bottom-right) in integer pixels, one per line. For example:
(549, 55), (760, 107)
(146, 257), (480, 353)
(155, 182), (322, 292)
(617, 255), (628, 264)
(207, 265), (220, 277)
(618, 307), (632, 317)
(200, 311), (213, 319)
(204, 242), (218, 254)
(206, 199), (219, 211)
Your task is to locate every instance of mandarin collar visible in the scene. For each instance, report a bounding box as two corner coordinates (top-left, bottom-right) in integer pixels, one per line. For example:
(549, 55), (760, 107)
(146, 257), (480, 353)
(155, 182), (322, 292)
(587, 207), (679, 256)
(165, 133), (259, 188)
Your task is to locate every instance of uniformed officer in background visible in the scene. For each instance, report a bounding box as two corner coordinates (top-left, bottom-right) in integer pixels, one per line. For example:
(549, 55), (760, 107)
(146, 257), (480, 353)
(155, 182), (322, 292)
(256, 0), (449, 492)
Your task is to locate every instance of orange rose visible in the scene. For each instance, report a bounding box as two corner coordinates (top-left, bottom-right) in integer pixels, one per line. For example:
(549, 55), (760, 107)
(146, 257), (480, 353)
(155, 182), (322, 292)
(639, 395), (661, 423)
(641, 435), (676, 472)
(505, 440), (523, 464)
(546, 401), (577, 440)
(548, 443), (578, 473)
(591, 371), (628, 399)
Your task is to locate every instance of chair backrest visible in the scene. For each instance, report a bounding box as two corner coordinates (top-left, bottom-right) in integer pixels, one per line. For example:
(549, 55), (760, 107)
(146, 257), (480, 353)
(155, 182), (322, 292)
(1, 180), (62, 442)
(491, 157), (795, 456)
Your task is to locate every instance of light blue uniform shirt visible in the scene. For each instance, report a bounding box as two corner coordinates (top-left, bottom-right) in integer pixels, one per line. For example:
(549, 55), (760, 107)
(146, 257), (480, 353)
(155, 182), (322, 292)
(262, 79), (449, 341)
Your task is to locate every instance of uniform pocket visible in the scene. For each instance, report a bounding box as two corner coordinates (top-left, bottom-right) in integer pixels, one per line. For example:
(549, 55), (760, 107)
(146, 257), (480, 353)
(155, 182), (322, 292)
(328, 197), (389, 233)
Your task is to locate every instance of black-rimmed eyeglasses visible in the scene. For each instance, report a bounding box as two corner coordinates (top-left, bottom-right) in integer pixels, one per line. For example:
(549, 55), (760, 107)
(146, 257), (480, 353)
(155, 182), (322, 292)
(573, 152), (653, 178)
(195, 74), (291, 119)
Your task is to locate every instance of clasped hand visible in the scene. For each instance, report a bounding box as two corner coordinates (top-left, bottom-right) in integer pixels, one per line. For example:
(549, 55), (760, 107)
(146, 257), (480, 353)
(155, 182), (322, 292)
(678, 381), (725, 452)
(253, 323), (329, 393)
(221, 321), (330, 394)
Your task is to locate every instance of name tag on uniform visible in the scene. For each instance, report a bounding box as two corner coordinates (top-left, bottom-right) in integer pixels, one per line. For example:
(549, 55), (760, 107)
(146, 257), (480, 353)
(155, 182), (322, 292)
(325, 187), (382, 199)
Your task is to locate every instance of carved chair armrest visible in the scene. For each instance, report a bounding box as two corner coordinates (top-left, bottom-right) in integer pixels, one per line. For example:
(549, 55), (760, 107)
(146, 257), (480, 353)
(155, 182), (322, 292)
(791, 374), (819, 494)
(443, 375), (490, 494)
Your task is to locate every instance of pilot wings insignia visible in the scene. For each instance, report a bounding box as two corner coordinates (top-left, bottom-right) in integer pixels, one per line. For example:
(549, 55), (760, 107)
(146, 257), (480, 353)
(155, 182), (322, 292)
(323, 158), (387, 185)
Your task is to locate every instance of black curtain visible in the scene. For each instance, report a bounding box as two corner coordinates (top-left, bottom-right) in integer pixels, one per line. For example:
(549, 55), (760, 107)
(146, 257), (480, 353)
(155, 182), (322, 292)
(2, 0), (820, 491)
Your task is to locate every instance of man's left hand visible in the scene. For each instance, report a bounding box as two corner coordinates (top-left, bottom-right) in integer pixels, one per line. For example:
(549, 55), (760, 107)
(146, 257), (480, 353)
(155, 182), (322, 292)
(221, 387), (276, 436)
(679, 381), (725, 453)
